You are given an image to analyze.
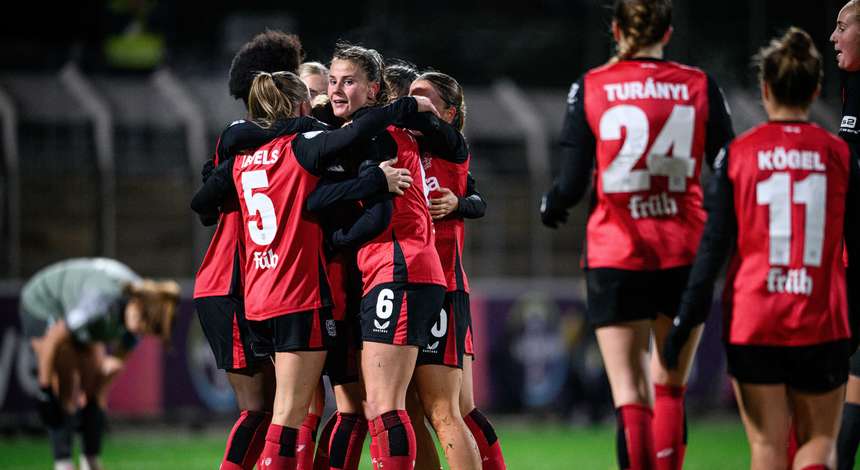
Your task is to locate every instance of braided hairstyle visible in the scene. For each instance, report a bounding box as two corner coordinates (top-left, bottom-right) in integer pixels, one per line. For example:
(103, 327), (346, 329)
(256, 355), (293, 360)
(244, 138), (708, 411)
(331, 42), (389, 105)
(612, 0), (672, 61)
(228, 30), (305, 105)
(756, 27), (822, 109)
(247, 71), (310, 128)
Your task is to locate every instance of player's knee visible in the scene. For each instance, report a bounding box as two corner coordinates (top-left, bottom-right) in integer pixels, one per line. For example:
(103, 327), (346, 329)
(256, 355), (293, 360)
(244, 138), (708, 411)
(423, 399), (460, 430)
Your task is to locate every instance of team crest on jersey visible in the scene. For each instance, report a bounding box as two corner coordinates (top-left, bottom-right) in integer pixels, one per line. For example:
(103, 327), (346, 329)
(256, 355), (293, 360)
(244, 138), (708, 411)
(325, 319), (337, 338)
(842, 115), (857, 129)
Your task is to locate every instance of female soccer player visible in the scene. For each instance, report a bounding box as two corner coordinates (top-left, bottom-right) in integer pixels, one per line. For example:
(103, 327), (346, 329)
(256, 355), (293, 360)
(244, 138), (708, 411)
(408, 71), (505, 470)
(327, 43), (480, 470)
(194, 30), (311, 470)
(191, 70), (438, 470)
(831, 3), (860, 468)
(21, 258), (179, 470)
(539, 1), (734, 468)
(664, 27), (860, 470)
(300, 62), (329, 101)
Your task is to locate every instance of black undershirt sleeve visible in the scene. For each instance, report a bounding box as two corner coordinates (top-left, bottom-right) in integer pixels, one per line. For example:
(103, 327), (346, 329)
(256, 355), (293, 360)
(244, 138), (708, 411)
(845, 149), (860, 348)
(676, 147), (737, 326)
(216, 120), (284, 163)
(550, 77), (596, 208)
(190, 157), (236, 220)
(704, 75), (735, 169)
(306, 164), (388, 213)
(330, 196), (393, 249)
(455, 172), (487, 219)
(292, 97), (418, 175)
(399, 113), (469, 163)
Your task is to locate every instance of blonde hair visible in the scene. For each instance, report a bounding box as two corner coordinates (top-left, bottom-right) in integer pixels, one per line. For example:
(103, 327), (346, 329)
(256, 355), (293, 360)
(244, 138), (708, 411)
(125, 279), (181, 344)
(299, 61), (329, 79)
(247, 71), (310, 128)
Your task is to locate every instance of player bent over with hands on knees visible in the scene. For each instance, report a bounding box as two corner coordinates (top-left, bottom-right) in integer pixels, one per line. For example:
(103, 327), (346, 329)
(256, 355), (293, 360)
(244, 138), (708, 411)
(21, 258), (179, 470)
(663, 27), (860, 470)
(191, 67), (438, 470)
(540, 1), (734, 469)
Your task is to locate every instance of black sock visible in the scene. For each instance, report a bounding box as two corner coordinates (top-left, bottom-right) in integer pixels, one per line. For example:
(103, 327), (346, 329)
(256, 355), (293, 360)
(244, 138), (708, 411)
(838, 403), (860, 470)
(79, 402), (105, 457)
(49, 412), (74, 461)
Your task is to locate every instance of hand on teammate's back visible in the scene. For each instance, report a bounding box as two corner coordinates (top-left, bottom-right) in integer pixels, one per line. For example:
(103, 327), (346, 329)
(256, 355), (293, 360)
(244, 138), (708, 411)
(430, 187), (459, 219)
(201, 159), (215, 184)
(379, 159), (412, 195)
(540, 188), (569, 228)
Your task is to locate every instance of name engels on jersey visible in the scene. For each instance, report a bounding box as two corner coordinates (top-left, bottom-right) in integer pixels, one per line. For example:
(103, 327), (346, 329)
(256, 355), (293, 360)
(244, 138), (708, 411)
(603, 78), (690, 102)
(253, 249), (279, 270)
(240, 149), (279, 168)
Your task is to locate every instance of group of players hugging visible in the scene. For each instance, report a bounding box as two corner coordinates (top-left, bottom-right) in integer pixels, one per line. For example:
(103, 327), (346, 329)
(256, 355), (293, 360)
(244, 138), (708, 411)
(188, 18), (503, 470)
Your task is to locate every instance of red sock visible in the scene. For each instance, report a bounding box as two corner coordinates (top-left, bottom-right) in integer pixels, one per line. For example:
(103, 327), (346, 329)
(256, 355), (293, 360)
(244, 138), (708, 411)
(258, 424), (299, 470)
(464, 409), (506, 470)
(617, 404), (657, 470)
(297, 414), (320, 470)
(328, 412), (368, 470)
(368, 410), (416, 470)
(653, 384), (686, 470)
(313, 413), (337, 470)
(799, 466), (827, 470)
(220, 410), (271, 470)
(787, 420), (798, 470)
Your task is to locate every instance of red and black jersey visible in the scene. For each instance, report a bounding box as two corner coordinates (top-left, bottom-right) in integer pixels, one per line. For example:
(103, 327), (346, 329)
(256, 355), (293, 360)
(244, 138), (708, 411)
(357, 126), (446, 294)
(722, 122), (851, 346)
(545, 59), (734, 271)
(424, 153), (470, 293)
(231, 132), (331, 320)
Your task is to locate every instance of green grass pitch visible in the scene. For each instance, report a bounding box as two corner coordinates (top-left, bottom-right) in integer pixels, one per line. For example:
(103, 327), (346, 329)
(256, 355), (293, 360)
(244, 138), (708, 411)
(0, 418), (761, 469)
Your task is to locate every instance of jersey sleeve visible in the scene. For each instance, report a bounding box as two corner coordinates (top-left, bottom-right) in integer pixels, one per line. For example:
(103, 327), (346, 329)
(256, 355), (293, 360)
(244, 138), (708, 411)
(845, 148), (860, 346)
(455, 172), (487, 219)
(292, 97), (419, 175)
(676, 146), (737, 326)
(216, 120), (283, 163)
(548, 77), (596, 209)
(306, 163), (388, 213)
(330, 196), (393, 249)
(190, 157), (237, 220)
(399, 113), (469, 163)
(704, 75), (735, 169)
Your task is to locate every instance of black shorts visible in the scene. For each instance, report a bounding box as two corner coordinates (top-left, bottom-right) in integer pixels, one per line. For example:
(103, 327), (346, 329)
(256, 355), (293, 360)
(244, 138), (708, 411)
(324, 317), (361, 385)
(360, 282), (445, 348)
(417, 291), (470, 368)
(195, 296), (265, 371)
(726, 340), (851, 393)
(585, 266), (692, 327)
(247, 308), (335, 358)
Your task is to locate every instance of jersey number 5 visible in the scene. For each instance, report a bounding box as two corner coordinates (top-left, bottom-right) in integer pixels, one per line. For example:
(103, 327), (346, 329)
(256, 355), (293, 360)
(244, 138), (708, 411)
(242, 170), (278, 246)
(756, 172), (826, 267)
(600, 104), (696, 193)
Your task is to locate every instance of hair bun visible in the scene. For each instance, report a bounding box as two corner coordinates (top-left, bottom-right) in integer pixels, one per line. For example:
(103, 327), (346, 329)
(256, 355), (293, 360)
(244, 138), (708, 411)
(783, 27), (813, 59)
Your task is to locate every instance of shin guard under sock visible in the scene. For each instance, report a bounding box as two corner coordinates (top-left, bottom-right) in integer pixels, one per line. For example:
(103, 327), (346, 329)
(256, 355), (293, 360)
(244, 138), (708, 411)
(297, 414), (320, 470)
(259, 424), (299, 470)
(368, 410), (416, 470)
(221, 410), (271, 470)
(313, 413), (337, 470)
(653, 384), (686, 470)
(838, 403), (860, 470)
(49, 411), (74, 461)
(616, 404), (657, 470)
(79, 402), (106, 459)
(329, 412), (369, 470)
(464, 408), (507, 470)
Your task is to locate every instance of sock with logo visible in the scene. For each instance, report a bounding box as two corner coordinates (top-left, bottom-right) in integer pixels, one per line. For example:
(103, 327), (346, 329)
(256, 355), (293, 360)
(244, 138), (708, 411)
(368, 410), (416, 470)
(258, 424), (299, 470)
(221, 410), (271, 470)
(838, 403), (860, 470)
(464, 408), (506, 469)
(296, 413), (320, 470)
(329, 412), (369, 470)
(653, 384), (686, 470)
(616, 404), (657, 470)
(313, 413), (337, 470)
